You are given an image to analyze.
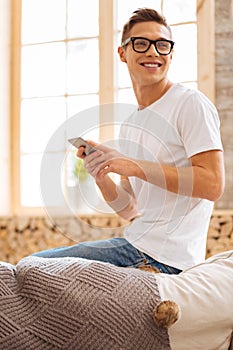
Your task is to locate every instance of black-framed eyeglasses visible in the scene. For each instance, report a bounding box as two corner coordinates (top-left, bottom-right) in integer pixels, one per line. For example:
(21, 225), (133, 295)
(122, 37), (175, 55)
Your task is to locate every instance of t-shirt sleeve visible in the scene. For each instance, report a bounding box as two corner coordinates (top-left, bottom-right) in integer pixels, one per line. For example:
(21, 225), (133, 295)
(177, 91), (223, 158)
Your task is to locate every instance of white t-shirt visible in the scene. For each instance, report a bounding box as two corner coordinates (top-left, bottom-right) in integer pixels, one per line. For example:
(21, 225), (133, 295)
(119, 83), (223, 270)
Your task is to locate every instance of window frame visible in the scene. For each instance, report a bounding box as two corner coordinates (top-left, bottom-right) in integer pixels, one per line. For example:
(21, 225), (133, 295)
(10, 0), (215, 215)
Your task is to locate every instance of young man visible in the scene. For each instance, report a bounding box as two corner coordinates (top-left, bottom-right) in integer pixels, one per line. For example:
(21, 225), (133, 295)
(34, 8), (225, 274)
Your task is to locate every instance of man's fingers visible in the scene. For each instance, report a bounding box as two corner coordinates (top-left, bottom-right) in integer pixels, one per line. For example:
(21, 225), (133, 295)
(76, 146), (86, 158)
(90, 142), (112, 153)
(84, 150), (104, 167)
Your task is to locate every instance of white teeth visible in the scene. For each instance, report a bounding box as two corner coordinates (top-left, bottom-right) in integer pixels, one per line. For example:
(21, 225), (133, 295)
(143, 63), (159, 68)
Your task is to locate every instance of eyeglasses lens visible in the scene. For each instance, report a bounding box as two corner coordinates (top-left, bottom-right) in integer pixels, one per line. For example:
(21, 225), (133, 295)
(133, 39), (172, 54)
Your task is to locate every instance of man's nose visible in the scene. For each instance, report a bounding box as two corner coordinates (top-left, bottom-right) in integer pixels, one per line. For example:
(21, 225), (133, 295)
(146, 43), (159, 56)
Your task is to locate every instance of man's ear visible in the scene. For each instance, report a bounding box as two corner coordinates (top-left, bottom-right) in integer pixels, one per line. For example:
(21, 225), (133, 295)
(118, 46), (127, 63)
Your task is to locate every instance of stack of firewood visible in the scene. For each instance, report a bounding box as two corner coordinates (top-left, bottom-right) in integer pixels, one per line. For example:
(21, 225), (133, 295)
(206, 211), (233, 258)
(0, 215), (126, 264)
(0, 211), (232, 264)
(0, 217), (75, 264)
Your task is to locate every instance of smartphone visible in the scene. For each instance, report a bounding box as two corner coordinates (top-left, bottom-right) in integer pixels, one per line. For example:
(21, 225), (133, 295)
(68, 137), (97, 156)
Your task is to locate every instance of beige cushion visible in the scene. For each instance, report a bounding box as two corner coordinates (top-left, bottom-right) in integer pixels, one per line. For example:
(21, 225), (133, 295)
(156, 250), (233, 350)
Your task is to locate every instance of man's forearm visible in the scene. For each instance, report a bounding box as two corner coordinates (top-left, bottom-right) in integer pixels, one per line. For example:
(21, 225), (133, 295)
(134, 154), (224, 201)
(96, 176), (138, 221)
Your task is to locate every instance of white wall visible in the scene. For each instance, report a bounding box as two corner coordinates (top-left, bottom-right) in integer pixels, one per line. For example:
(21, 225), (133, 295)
(0, 0), (11, 214)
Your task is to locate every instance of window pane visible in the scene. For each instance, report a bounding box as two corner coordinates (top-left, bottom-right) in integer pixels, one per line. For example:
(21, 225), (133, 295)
(67, 95), (99, 117)
(63, 151), (99, 214)
(182, 82), (197, 90)
(168, 24), (197, 83)
(67, 39), (99, 94)
(116, 59), (132, 88)
(66, 106), (100, 144)
(40, 152), (67, 208)
(116, 0), (162, 30)
(115, 88), (136, 105)
(63, 150), (115, 216)
(21, 153), (43, 206)
(67, 0), (99, 38)
(163, 0), (196, 24)
(21, 43), (66, 97)
(21, 97), (66, 153)
(21, 0), (66, 44)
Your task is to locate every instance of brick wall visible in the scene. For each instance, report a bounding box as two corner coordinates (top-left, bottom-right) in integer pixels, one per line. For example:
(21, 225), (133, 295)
(215, 0), (233, 209)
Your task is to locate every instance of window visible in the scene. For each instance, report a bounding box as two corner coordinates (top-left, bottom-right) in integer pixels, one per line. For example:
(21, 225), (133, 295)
(21, 0), (99, 209)
(10, 0), (214, 215)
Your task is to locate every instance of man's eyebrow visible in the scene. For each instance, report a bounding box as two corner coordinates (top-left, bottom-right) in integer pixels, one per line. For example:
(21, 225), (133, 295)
(134, 36), (171, 40)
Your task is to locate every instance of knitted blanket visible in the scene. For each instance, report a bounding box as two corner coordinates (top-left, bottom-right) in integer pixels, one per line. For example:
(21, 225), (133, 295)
(0, 256), (171, 350)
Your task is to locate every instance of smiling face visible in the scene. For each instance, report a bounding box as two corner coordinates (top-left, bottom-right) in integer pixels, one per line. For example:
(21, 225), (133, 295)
(118, 21), (173, 92)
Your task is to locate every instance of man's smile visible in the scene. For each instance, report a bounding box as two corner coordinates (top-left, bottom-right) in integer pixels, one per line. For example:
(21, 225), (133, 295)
(140, 62), (162, 68)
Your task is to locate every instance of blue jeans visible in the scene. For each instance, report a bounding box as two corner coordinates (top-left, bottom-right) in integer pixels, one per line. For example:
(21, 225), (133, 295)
(32, 237), (182, 274)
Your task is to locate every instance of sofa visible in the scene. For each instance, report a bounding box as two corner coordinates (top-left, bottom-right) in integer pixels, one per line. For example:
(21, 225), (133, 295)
(0, 250), (232, 349)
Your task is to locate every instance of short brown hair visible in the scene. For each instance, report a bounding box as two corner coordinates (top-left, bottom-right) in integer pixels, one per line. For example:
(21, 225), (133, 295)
(121, 8), (172, 44)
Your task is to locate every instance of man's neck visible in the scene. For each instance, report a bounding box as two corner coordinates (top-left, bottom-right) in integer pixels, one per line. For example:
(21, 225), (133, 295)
(134, 80), (173, 109)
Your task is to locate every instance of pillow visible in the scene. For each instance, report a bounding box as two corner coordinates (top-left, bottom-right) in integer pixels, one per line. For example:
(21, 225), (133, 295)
(0, 256), (171, 350)
(156, 250), (233, 350)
